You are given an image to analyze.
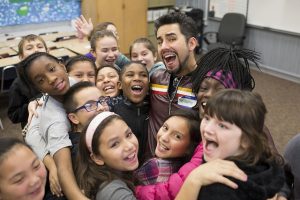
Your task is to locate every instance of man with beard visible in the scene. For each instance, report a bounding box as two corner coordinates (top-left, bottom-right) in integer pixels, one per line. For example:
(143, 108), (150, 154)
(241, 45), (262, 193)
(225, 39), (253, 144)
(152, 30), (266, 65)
(147, 12), (199, 156)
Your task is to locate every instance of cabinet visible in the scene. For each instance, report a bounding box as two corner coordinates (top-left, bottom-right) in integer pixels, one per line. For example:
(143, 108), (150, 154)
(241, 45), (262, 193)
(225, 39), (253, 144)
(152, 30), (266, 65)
(81, 0), (147, 54)
(147, 0), (175, 46)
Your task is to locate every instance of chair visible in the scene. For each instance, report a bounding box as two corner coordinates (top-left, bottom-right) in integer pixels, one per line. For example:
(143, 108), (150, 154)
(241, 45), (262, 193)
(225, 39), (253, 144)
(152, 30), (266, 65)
(0, 65), (18, 94)
(204, 13), (246, 51)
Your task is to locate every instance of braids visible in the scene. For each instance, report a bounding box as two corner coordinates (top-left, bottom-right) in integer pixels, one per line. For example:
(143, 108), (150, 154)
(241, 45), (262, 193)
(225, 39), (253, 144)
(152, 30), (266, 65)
(192, 47), (261, 93)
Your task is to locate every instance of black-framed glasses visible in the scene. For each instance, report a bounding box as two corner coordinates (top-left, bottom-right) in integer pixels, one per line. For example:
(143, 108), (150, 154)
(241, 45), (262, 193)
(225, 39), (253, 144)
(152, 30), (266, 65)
(72, 96), (110, 113)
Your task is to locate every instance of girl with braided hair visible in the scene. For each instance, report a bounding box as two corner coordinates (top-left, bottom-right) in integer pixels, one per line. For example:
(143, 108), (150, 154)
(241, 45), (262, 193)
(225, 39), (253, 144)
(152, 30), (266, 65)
(191, 47), (260, 118)
(192, 47), (276, 149)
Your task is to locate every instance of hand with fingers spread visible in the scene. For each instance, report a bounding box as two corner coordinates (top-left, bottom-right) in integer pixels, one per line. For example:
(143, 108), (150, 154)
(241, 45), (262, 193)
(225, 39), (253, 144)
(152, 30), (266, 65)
(74, 15), (94, 39)
(175, 159), (247, 200)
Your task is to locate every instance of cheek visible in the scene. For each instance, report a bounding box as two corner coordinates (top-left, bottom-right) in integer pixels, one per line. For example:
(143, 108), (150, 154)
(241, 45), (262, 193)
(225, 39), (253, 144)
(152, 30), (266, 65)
(174, 139), (190, 153)
(38, 163), (47, 180)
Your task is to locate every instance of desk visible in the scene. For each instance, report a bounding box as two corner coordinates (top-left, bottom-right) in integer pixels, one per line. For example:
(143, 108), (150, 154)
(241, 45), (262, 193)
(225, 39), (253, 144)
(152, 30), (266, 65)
(40, 32), (77, 42)
(0, 56), (20, 68)
(0, 38), (22, 48)
(0, 47), (17, 57)
(55, 38), (90, 55)
(49, 48), (77, 58)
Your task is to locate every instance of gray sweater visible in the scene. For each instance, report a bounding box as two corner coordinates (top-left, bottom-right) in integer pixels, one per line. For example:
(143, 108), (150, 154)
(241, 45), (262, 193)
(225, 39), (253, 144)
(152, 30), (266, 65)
(96, 179), (136, 200)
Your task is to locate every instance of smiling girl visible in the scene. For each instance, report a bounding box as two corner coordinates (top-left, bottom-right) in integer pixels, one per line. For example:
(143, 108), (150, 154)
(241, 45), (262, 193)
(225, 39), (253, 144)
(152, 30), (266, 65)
(0, 137), (47, 200)
(76, 112), (138, 200)
(135, 110), (200, 185)
(90, 30), (120, 70)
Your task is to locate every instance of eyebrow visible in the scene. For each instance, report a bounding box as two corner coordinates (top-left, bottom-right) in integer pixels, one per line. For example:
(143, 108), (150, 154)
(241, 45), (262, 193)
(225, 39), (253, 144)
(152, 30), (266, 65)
(9, 157), (39, 181)
(107, 127), (131, 143)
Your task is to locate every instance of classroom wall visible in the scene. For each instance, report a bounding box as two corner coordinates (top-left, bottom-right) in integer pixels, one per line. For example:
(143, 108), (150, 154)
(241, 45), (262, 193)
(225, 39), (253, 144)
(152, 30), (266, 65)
(176, 0), (300, 83)
(204, 20), (300, 83)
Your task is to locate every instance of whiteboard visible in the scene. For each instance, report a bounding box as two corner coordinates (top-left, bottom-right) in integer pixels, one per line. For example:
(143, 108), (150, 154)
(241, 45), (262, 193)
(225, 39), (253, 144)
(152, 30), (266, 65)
(247, 0), (300, 34)
(209, 0), (300, 35)
(209, 0), (248, 19)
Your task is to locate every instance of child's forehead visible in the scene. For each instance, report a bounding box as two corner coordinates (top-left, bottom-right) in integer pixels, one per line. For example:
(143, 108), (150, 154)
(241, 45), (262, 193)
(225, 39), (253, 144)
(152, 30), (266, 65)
(98, 66), (119, 74)
(23, 38), (44, 45)
(124, 63), (147, 71)
(70, 60), (94, 69)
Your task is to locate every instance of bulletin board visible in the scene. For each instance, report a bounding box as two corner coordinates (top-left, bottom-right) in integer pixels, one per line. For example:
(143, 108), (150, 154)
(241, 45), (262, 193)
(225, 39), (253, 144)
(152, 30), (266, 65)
(209, 0), (300, 35)
(0, 0), (81, 27)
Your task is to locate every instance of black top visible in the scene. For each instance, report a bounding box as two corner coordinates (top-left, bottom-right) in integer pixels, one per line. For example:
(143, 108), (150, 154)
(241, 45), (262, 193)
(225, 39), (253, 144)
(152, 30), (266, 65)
(7, 77), (41, 128)
(198, 159), (285, 200)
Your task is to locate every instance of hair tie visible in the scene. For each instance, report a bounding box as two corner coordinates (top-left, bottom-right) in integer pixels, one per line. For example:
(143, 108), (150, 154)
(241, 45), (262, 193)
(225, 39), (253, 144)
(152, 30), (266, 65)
(85, 111), (117, 153)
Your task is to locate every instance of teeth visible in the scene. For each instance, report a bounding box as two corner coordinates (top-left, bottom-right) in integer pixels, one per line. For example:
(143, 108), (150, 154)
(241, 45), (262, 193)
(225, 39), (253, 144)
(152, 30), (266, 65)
(104, 86), (114, 91)
(132, 85), (142, 89)
(201, 102), (207, 107)
(127, 153), (135, 159)
(160, 143), (169, 150)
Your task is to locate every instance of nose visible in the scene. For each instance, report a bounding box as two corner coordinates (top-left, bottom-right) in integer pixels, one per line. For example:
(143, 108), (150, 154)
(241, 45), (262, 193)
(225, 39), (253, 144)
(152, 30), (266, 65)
(124, 139), (134, 151)
(82, 75), (89, 82)
(29, 173), (40, 187)
(47, 73), (57, 85)
(160, 39), (170, 50)
(96, 101), (109, 112)
(107, 50), (115, 58)
(204, 88), (215, 98)
(137, 55), (144, 62)
(202, 120), (215, 135)
(160, 132), (170, 143)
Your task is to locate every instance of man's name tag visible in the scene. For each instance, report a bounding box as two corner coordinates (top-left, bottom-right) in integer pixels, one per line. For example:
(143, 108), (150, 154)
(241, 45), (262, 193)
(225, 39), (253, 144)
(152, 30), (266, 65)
(178, 96), (197, 108)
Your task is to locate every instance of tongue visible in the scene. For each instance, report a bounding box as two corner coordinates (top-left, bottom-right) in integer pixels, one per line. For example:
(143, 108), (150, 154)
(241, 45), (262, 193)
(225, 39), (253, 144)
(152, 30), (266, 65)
(165, 56), (176, 64)
(206, 141), (218, 151)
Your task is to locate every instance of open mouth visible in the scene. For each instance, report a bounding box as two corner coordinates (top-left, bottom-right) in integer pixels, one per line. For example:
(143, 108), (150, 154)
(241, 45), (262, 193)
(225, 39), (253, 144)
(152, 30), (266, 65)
(105, 59), (115, 64)
(124, 152), (137, 163)
(204, 137), (218, 152)
(162, 52), (177, 64)
(29, 185), (42, 196)
(157, 142), (170, 152)
(201, 102), (207, 109)
(131, 85), (143, 95)
(103, 85), (115, 92)
(55, 80), (65, 91)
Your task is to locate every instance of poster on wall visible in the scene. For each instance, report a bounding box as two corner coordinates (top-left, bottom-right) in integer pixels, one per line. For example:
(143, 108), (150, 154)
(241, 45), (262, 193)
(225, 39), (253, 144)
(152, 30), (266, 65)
(0, 0), (81, 27)
(209, 0), (248, 19)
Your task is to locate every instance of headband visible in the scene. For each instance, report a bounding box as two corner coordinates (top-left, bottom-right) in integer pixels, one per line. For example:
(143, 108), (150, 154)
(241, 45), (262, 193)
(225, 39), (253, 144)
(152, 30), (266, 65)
(85, 111), (117, 153)
(205, 70), (238, 89)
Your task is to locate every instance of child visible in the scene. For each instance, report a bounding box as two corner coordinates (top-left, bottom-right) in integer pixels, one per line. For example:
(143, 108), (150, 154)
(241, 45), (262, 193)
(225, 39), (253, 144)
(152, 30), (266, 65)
(191, 47), (276, 148)
(63, 81), (109, 162)
(74, 16), (130, 68)
(7, 34), (48, 128)
(0, 137), (47, 200)
(134, 110), (200, 185)
(76, 111), (138, 200)
(129, 37), (165, 77)
(65, 55), (97, 84)
(18, 52), (88, 200)
(176, 89), (285, 200)
(110, 61), (149, 162)
(96, 65), (122, 97)
(90, 30), (121, 69)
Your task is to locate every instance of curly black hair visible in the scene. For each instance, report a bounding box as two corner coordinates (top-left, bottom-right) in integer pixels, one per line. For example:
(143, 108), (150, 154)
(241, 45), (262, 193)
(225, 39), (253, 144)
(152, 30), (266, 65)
(191, 47), (261, 93)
